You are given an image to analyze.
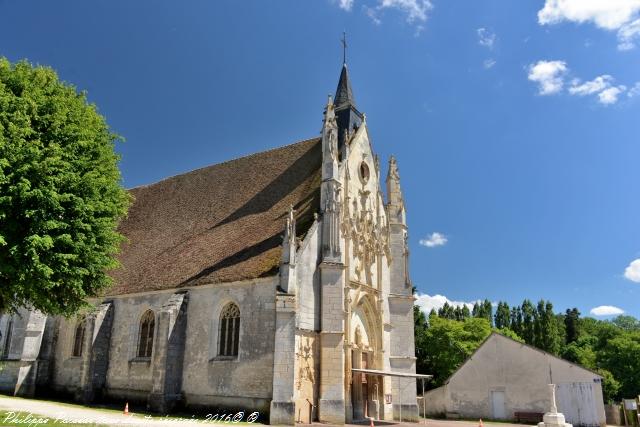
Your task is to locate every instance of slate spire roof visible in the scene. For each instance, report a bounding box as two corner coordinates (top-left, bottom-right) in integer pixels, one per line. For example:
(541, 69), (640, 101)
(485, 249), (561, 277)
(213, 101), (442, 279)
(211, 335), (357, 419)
(334, 64), (355, 110)
(334, 63), (364, 147)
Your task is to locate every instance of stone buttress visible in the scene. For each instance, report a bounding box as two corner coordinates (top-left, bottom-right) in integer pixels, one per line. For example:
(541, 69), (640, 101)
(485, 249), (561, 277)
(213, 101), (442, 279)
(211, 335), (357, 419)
(386, 156), (419, 421)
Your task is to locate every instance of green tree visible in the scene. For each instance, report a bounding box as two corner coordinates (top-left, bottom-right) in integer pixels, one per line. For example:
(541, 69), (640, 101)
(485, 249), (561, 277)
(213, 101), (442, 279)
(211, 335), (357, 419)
(0, 58), (130, 315)
(597, 369), (621, 404)
(598, 334), (640, 399)
(534, 300), (545, 348)
(510, 306), (521, 336)
(539, 301), (561, 354)
(482, 299), (493, 326)
(414, 306), (429, 374)
(495, 327), (524, 342)
(611, 315), (640, 331)
(461, 305), (471, 320)
(420, 316), (492, 386)
(438, 302), (455, 320)
(494, 301), (511, 329)
(521, 299), (535, 344)
(473, 299), (493, 325)
(564, 308), (581, 344)
(561, 337), (597, 369)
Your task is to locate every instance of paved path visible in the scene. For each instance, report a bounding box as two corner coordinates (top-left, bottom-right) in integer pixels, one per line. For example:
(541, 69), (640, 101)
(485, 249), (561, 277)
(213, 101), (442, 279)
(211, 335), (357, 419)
(0, 395), (253, 426)
(303, 419), (527, 427)
(0, 397), (533, 427)
(407, 420), (525, 427)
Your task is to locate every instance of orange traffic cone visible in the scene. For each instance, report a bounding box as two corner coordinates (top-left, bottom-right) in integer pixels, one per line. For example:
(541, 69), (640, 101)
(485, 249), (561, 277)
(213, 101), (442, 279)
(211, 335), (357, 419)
(370, 417), (375, 427)
(124, 402), (129, 416)
(479, 419), (484, 427)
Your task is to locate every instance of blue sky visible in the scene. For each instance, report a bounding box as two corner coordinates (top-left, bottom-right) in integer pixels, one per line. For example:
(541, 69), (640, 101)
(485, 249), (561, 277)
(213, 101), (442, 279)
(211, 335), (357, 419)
(1, 0), (639, 319)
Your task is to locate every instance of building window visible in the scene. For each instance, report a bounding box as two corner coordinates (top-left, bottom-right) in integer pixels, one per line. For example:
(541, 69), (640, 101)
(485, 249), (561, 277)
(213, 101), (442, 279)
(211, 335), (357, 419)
(137, 310), (155, 358)
(2, 317), (13, 359)
(72, 319), (85, 357)
(218, 303), (240, 357)
(359, 161), (370, 184)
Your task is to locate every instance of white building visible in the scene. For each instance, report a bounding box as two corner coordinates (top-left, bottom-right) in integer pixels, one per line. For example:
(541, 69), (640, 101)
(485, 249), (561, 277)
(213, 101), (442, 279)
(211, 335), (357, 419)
(423, 333), (606, 427)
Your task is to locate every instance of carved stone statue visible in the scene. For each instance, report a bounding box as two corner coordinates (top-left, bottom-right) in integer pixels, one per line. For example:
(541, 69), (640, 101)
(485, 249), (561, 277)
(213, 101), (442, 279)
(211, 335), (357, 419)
(549, 383), (558, 414)
(537, 384), (572, 427)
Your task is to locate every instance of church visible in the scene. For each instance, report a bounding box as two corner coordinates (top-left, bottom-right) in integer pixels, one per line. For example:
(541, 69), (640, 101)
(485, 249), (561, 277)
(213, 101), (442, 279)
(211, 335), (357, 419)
(0, 60), (422, 425)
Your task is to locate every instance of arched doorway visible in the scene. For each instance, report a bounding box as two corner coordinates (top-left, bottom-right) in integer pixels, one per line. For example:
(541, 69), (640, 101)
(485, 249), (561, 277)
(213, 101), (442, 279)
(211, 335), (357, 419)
(350, 297), (382, 421)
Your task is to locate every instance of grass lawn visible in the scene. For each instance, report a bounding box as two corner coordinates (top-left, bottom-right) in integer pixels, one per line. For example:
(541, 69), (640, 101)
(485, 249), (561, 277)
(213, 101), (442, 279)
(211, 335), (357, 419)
(0, 409), (106, 426)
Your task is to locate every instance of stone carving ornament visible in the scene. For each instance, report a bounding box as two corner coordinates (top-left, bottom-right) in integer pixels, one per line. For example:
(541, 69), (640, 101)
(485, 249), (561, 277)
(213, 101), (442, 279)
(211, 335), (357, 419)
(341, 191), (390, 285)
(295, 337), (314, 390)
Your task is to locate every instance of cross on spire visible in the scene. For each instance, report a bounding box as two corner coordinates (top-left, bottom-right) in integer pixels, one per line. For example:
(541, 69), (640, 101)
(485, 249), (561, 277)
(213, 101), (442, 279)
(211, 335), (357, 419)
(341, 31), (347, 65)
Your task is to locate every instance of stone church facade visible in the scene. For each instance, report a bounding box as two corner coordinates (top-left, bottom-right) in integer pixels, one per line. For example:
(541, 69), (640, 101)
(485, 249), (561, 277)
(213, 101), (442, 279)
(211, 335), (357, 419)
(0, 63), (418, 424)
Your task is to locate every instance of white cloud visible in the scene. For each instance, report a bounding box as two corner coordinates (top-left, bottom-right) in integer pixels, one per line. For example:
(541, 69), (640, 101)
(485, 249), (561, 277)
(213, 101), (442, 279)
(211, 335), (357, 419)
(337, 0), (354, 11)
(419, 232), (447, 248)
(336, 0), (432, 29)
(624, 258), (640, 282)
(538, 0), (640, 29)
(415, 293), (475, 314)
(569, 75), (614, 95)
(590, 305), (625, 316)
(618, 18), (640, 49)
(483, 59), (497, 69)
(628, 82), (640, 97)
(598, 85), (626, 104)
(568, 75), (626, 104)
(527, 60), (568, 95)
(537, 0), (640, 50)
(379, 0), (433, 23)
(477, 28), (496, 49)
(364, 5), (382, 24)
(529, 65), (628, 105)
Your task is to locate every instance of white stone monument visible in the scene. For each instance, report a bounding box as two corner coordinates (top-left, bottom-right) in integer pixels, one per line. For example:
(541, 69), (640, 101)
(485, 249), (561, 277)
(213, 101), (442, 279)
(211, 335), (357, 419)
(538, 384), (572, 427)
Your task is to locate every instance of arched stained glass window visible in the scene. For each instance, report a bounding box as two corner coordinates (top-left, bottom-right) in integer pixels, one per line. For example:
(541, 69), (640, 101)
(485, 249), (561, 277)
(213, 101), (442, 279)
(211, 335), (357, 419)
(2, 317), (13, 359)
(218, 303), (240, 357)
(72, 319), (85, 357)
(137, 310), (155, 358)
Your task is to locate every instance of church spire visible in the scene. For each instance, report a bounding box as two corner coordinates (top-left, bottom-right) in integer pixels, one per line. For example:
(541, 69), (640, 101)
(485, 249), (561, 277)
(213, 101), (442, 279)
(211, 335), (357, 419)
(333, 33), (363, 147)
(334, 63), (355, 110)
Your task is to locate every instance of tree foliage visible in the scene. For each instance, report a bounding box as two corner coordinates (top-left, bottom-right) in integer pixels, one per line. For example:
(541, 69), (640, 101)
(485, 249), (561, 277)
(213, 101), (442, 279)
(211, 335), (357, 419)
(419, 315), (492, 387)
(565, 308), (581, 344)
(598, 334), (640, 400)
(416, 298), (640, 401)
(472, 299), (493, 326)
(0, 58), (130, 315)
(494, 302), (511, 329)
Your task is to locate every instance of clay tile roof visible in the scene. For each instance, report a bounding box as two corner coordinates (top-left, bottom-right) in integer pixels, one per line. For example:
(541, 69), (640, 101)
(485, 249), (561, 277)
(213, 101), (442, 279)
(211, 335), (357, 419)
(107, 137), (322, 295)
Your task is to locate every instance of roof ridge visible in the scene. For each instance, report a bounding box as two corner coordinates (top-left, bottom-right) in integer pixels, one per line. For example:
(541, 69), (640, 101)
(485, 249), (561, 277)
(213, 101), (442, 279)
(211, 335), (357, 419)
(441, 331), (602, 386)
(489, 332), (603, 378)
(129, 136), (321, 191)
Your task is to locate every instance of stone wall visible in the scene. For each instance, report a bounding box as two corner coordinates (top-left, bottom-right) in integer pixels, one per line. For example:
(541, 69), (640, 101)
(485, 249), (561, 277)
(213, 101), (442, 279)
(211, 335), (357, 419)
(96, 293), (166, 401)
(0, 309), (48, 397)
(429, 333), (606, 426)
(294, 331), (319, 423)
(180, 277), (277, 414)
(296, 221), (321, 331)
(44, 277), (277, 415)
